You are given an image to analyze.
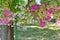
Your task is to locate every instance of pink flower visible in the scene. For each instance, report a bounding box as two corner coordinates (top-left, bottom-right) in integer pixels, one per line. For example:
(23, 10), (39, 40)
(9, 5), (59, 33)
(39, 19), (46, 27)
(4, 17), (11, 23)
(29, 6), (36, 12)
(52, 6), (57, 10)
(46, 7), (54, 14)
(44, 16), (51, 21)
(46, 12), (50, 16)
(0, 18), (3, 23)
(48, 9), (54, 14)
(55, 20), (60, 25)
(29, 3), (40, 12)
(57, 6), (60, 10)
(3, 7), (12, 17)
(4, 7), (9, 16)
(42, 1), (47, 5)
(0, 18), (11, 24)
(46, 6), (50, 11)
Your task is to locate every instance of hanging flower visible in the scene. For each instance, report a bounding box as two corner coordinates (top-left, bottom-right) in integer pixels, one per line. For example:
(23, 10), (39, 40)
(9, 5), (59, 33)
(57, 6), (60, 10)
(0, 17), (11, 24)
(29, 3), (40, 12)
(46, 6), (50, 11)
(46, 12), (51, 16)
(42, 1), (48, 5)
(44, 16), (51, 21)
(48, 9), (54, 14)
(52, 6), (57, 10)
(39, 19), (46, 27)
(0, 7), (12, 25)
(4, 17), (11, 23)
(3, 7), (12, 17)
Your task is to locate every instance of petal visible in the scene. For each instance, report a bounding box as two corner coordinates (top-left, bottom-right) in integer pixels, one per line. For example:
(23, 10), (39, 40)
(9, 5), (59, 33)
(4, 18), (11, 23)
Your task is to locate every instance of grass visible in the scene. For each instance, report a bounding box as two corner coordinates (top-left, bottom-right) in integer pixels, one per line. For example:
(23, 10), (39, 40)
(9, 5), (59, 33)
(18, 26), (60, 40)
(0, 24), (60, 40)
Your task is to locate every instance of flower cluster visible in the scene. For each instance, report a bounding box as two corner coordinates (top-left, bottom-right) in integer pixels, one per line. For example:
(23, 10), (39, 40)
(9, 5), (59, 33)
(0, 7), (12, 25)
(29, 3), (40, 13)
(29, 1), (60, 27)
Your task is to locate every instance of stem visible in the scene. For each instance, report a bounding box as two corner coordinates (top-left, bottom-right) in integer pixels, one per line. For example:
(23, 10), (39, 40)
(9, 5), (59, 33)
(14, 21), (18, 40)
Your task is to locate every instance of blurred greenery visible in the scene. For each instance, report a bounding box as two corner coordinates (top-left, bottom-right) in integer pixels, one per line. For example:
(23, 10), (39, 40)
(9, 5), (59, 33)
(18, 27), (60, 40)
(0, 0), (60, 40)
(0, 0), (60, 27)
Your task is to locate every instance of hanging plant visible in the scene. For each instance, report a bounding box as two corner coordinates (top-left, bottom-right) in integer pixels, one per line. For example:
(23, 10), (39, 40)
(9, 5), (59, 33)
(0, 7), (12, 25)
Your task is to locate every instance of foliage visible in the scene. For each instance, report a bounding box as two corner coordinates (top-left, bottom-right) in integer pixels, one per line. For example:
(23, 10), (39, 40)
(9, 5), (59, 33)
(0, 0), (60, 27)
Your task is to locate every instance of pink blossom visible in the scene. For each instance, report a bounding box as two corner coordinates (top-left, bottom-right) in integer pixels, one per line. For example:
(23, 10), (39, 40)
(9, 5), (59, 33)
(3, 7), (12, 17)
(46, 12), (50, 16)
(0, 18), (11, 24)
(39, 19), (46, 27)
(46, 7), (54, 14)
(52, 6), (57, 10)
(4, 17), (11, 23)
(29, 3), (40, 12)
(4, 7), (9, 16)
(55, 20), (60, 25)
(42, 1), (47, 5)
(57, 6), (60, 10)
(29, 6), (36, 12)
(44, 16), (51, 21)
(46, 6), (50, 11)
(48, 9), (54, 14)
